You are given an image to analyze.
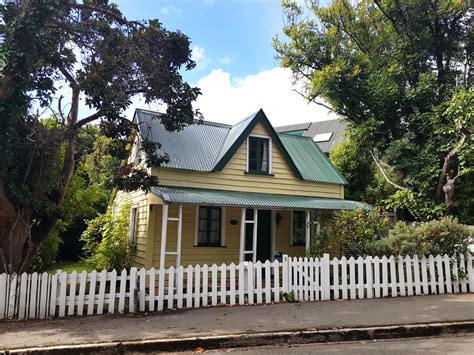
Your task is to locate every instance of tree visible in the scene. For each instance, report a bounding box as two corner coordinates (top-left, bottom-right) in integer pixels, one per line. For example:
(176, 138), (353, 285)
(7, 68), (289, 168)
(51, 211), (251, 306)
(0, 1), (201, 273)
(329, 132), (394, 204)
(31, 126), (121, 271)
(274, 0), (473, 220)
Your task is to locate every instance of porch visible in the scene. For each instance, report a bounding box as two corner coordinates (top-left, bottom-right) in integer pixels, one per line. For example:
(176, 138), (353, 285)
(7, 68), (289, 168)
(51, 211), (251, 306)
(148, 186), (368, 269)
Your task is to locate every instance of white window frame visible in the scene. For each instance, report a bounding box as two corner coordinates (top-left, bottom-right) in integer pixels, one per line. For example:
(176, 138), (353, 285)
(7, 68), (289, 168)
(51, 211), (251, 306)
(246, 134), (272, 174)
(194, 206), (226, 247)
(290, 209), (306, 246)
(128, 204), (138, 245)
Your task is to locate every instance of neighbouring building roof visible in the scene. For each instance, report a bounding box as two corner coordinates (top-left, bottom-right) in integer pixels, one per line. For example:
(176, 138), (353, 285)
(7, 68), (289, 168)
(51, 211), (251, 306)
(151, 186), (369, 210)
(275, 119), (348, 153)
(134, 108), (347, 185)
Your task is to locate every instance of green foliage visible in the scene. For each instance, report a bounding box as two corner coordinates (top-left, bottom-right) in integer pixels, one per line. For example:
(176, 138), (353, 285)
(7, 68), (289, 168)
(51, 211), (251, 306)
(330, 133), (393, 204)
(81, 203), (135, 271)
(317, 208), (391, 257)
(28, 229), (62, 272)
(28, 126), (120, 270)
(366, 217), (473, 258)
(383, 190), (445, 221)
(309, 209), (472, 258)
(274, 0), (473, 220)
(0, 1), (200, 273)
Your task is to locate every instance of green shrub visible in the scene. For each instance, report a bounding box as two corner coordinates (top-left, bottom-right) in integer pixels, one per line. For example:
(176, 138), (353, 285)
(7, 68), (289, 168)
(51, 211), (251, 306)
(310, 208), (390, 257)
(81, 202), (135, 271)
(29, 231), (62, 272)
(309, 210), (471, 258)
(361, 217), (471, 257)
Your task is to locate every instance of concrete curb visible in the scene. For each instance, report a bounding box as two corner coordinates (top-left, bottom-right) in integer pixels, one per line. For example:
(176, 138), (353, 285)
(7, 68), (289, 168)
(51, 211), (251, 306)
(4, 321), (474, 354)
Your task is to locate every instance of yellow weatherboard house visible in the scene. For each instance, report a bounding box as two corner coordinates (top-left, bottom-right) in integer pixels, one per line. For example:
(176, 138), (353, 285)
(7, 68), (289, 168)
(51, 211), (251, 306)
(112, 108), (368, 269)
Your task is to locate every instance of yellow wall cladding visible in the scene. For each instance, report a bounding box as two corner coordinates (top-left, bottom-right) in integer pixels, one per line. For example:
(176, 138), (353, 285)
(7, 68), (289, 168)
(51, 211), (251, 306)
(113, 189), (150, 267)
(150, 205), (306, 268)
(151, 122), (343, 199)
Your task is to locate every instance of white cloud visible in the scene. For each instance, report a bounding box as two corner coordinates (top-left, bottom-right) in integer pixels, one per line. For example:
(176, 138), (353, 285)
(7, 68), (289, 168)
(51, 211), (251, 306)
(219, 56), (231, 65)
(193, 67), (338, 126)
(160, 5), (181, 15)
(191, 45), (210, 70)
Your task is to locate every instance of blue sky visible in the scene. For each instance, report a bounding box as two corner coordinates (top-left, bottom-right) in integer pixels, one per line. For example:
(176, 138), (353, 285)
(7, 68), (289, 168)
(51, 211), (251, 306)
(57, 0), (334, 126)
(115, 0), (287, 85)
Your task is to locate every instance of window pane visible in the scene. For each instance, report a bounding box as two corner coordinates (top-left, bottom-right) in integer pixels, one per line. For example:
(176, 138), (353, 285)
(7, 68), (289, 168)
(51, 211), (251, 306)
(210, 232), (220, 244)
(199, 220), (208, 232)
(197, 206), (221, 246)
(245, 209), (254, 220)
(245, 223), (253, 251)
(198, 231), (209, 244)
(249, 159), (257, 171)
(199, 207), (208, 220)
(249, 137), (258, 150)
(248, 137), (269, 173)
(292, 211), (306, 245)
(210, 220), (220, 232)
(211, 208), (220, 219)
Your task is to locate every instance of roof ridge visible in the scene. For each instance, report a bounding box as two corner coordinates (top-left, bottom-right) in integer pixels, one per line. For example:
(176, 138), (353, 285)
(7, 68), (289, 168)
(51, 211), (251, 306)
(277, 133), (313, 140)
(135, 108), (233, 128)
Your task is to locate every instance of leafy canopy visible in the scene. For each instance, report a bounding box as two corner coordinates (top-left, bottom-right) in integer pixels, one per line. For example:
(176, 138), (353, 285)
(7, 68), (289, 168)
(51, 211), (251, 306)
(0, 0), (200, 273)
(274, 0), (473, 220)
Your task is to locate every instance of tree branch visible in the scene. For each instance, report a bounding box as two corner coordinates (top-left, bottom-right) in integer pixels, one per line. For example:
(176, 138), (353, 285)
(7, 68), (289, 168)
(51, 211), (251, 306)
(373, 0), (401, 35)
(63, 3), (145, 29)
(436, 128), (470, 199)
(370, 149), (406, 190)
(75, 110), (104, 128)
(292, 88), (335, 112)
(58, 65), (78, 88)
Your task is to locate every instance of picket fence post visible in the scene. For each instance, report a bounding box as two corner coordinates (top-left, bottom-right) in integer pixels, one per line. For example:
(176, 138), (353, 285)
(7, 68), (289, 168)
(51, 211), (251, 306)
(321, 253), (330, 301)
(282, 255), (289, 293)
(129, 267), (137, 313)
(468, 254), (474, 292)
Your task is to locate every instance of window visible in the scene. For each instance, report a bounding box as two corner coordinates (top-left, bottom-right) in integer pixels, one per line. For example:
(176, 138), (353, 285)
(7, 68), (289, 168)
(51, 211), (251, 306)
(197, 206), (222, 246)
(248, 136), (270, 173)
(291, 211), (306, 246)
(128, 205), (138, 245)
(313, 132), (333, 143)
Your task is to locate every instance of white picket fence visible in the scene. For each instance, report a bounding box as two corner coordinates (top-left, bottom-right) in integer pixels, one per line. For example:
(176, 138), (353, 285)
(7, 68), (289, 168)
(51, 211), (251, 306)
(1, 253), (473, 320)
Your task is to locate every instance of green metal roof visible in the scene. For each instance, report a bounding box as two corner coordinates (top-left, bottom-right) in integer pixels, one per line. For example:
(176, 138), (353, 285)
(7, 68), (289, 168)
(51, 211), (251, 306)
(151, 186), (370, 210)
(135, 108), (347, 185)
(279, 135), (348, 184)
(281, 129), (305, 136)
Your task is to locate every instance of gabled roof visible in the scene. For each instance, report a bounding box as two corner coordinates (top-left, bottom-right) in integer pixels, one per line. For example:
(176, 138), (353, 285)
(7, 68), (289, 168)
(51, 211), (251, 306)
(134, 108), (347, 185)
(276, 119), (348, 153)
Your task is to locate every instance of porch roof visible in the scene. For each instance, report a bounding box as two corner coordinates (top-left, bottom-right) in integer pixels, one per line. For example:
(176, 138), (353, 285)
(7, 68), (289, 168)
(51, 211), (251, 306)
(151, 186), (370, 210)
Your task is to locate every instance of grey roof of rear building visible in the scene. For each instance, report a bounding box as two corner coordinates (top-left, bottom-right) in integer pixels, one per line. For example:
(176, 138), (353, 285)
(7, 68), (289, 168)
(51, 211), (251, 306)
(276, 119), (348, 153)
(134, 108), (347, 185)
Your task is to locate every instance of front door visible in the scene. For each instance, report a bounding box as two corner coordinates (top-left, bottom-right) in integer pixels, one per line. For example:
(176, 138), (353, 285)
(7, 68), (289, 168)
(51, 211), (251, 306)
(256, 210), (272, 262)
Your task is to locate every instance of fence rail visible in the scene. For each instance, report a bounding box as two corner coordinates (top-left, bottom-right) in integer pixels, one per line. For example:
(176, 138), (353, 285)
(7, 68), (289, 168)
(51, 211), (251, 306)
(1, 253), (473, 320)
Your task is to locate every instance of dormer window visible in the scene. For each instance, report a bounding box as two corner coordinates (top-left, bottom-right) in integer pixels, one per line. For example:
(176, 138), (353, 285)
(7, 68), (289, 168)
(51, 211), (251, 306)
(248, 136), (271, 174)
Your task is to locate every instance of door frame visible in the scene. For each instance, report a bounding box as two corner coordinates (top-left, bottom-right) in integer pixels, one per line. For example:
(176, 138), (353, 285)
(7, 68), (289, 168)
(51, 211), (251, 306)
(239, 208), (276, 262)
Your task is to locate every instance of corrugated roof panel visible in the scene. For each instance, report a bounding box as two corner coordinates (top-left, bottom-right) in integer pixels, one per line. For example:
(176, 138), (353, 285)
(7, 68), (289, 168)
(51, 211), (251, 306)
(213, 111), (257, 164)
(136, 109), (230, 171)
(279, 134), (347, 184)
(151, 186), (369, 210)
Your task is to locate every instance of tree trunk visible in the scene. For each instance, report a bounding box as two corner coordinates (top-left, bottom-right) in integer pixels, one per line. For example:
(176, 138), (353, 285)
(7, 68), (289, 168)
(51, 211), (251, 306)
(0, 179), (33, 273)
(442, 178), (455, 213)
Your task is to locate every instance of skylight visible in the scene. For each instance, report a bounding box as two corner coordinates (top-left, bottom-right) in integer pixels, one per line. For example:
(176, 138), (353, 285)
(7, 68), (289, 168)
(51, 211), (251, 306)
(313, 132), (333, 142)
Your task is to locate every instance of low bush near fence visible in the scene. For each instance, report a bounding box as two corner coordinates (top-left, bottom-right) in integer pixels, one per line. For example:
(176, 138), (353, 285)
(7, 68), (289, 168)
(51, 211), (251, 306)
(1, 253), (473, 320)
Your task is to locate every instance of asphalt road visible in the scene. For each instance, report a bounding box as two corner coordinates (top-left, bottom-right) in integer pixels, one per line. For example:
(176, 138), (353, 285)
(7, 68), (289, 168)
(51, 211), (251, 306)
(184, 334), (474, 354)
